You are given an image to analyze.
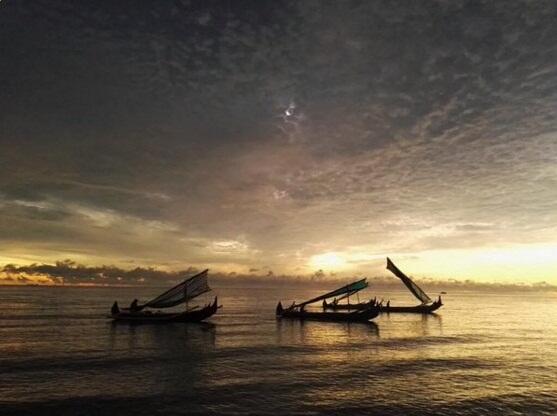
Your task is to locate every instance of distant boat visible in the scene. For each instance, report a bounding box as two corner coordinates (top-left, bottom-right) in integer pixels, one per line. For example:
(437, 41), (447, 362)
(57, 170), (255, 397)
(323, 258), (443, 314)
(276, 278), (379, 322)
(109, 269), (220, 323)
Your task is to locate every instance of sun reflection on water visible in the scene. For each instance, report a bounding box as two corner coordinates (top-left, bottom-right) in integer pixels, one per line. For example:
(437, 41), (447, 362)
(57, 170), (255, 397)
(1, 286), (557, 415)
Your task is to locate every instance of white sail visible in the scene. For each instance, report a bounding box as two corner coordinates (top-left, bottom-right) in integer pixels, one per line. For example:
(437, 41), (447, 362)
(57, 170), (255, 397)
(143, 269), (210, 309)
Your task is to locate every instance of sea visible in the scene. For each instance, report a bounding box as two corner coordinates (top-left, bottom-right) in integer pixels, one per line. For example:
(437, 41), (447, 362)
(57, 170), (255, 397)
(1, 285), (556, 415)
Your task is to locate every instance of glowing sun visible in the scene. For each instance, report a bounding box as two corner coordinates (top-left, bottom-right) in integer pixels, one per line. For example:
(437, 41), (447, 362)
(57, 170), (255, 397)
(310, 252), (346, 270)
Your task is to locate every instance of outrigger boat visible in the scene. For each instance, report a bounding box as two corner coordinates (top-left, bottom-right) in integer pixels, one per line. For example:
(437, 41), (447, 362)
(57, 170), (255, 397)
(276, 278), (379, 323)
(379, 302), (441, 313)
(323, 258), (443, 314)
(109, 269), (220, 323)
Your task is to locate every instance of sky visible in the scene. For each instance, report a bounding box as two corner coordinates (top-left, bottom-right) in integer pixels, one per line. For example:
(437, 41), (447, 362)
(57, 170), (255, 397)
(1, 0), (557, 284)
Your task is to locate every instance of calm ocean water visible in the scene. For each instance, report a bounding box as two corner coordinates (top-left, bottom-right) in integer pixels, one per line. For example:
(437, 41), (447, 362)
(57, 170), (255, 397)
(1, 285), (556, 415)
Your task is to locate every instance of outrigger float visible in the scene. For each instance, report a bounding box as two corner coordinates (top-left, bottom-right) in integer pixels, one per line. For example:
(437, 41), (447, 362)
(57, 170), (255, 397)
(276, 279), (379, 323)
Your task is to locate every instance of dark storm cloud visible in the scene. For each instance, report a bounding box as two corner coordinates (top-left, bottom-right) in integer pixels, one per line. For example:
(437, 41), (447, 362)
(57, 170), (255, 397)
(1, 1), (557, 278)
(7, 0), (555, 150)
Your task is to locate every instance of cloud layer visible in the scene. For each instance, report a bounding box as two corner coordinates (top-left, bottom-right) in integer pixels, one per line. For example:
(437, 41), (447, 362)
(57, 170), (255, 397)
(1, 1), (557, 281)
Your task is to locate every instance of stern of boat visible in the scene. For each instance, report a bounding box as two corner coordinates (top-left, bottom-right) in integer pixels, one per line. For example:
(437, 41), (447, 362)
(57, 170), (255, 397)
(360, 305), (380, 320)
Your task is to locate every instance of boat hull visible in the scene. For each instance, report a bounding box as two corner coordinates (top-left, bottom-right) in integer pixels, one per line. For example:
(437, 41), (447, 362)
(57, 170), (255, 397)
(323, 299), (442, 314)
(322, 300), (374, 311)
(110, 297), (219, 323)
(277, 303), (379, 322)
(379, 303), (442, 313)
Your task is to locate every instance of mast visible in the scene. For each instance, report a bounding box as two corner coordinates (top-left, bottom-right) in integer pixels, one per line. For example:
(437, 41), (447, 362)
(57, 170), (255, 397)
(335, 288), (363, 303)
(296, 278), (368, 308)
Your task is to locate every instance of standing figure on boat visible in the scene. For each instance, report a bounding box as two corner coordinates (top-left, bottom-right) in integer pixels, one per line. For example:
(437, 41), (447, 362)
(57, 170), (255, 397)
(111, 301), (120, 315)
(130, 299), (139, 313)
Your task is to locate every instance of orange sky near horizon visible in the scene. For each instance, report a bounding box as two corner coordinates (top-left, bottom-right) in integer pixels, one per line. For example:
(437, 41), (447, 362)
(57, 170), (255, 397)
(1, 241), (556, 285)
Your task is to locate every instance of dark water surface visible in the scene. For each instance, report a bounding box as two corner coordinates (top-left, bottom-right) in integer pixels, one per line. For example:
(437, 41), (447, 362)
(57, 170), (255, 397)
(1, 286), (556, 415)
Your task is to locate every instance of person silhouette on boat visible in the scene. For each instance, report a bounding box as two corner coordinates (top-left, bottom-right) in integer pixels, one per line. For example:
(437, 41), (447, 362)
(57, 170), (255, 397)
(130, 299), (139, 313)
(111, 301), (120, 315)
(386, 300), (390, 308)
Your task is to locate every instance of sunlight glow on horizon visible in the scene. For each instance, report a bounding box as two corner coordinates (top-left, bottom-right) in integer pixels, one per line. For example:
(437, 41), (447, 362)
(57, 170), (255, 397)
(309, 252), (347, 271)
(302, 243), (557, 283)
(1, 243), (557, 285)
(390, 243), (557, 283)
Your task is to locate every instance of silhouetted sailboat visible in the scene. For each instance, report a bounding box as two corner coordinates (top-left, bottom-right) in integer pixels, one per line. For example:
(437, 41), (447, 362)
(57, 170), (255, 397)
(323, 258), (443, 313)
(109, 269), (220, 323)
(382, 257), (443, 312)
(276, 278), (379, 322)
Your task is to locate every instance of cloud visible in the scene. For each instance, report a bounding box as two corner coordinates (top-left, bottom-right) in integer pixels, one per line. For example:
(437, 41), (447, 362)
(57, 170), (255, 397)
(2, 259), (556, 293)
(1, 259), (199, 286)
(1, 1), (557, 281)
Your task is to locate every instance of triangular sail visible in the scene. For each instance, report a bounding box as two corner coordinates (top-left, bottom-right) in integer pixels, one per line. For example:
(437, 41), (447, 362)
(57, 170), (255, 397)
(386, 258), (432, 304)
(296, 278), (368, 307)
(143, 269), (210, 309)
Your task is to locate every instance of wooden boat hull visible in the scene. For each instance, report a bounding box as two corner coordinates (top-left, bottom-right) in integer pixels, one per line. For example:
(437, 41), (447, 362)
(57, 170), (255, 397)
(323, 299), (442, 314)
(379, 303), (442, 314)
(322, 300), (374, 311)
(277, 302), (379, 322)
(110, 297), (219, 323)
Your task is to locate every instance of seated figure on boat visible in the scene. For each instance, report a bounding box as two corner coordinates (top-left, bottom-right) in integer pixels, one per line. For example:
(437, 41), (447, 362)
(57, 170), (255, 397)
(130, 299), (140, 313)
